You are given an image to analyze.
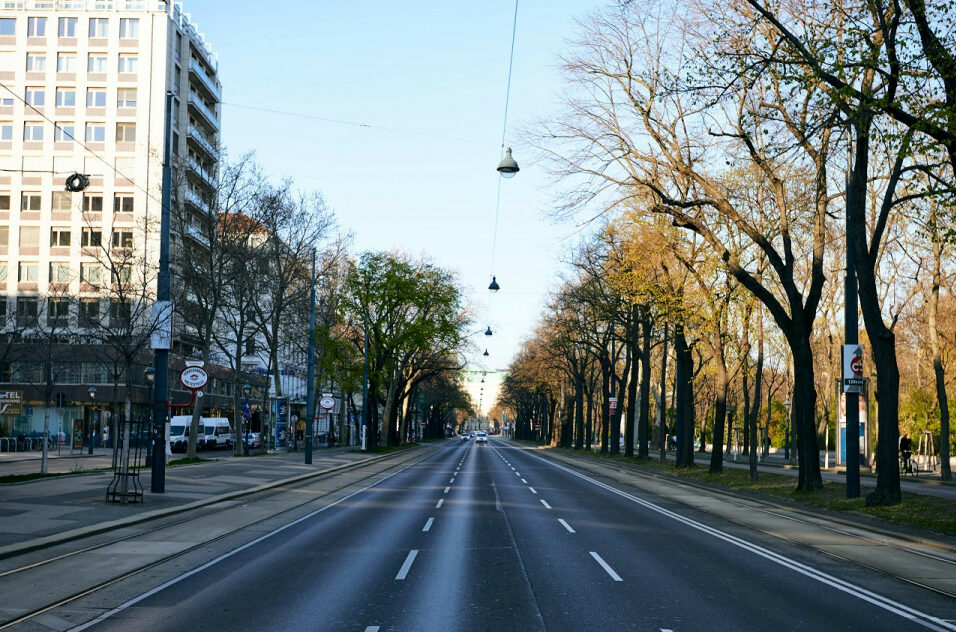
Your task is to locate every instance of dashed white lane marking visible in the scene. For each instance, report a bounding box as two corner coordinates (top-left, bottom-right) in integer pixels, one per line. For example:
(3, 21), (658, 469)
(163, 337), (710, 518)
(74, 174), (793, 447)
(558, 518), (576, 533)
(423, 517), (434, 532)
(436, 499), (444, 508)
(511, 467), (515, 470)
(521, 478), (528, 484)
(443, 486), (450, 493)
(590, 552), (623, 581)
(515, 472), (521, 476)
(661, 629), (673, 632)
(450, 477), (456, 483)
(540, 499), (552, 509)
(395, 550), (419, 580)
(528, 487), (537, 494)
(365, 627), (380, 632)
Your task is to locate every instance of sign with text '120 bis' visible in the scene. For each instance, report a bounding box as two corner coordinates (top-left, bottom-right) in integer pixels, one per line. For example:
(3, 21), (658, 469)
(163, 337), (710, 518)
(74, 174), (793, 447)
(842, 345), (864, 393)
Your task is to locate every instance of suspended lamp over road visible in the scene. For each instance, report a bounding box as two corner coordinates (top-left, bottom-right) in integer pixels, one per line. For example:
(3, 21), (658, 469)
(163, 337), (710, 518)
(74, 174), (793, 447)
(483, 349), (490, 357)
(485, 326), (493, 336)
(497, 147), (519, 177)
(488, 276), (500, 292)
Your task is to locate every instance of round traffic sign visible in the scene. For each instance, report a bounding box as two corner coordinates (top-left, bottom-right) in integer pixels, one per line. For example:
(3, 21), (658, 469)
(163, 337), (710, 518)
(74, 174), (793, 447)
(850, 356), (863, 376)
(319, 396), (335, 410)
(180, 366), (209, 390)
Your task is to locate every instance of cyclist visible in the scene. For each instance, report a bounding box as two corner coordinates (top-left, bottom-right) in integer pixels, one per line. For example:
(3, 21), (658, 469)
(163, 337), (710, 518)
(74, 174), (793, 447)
(899, 433), (913, 473)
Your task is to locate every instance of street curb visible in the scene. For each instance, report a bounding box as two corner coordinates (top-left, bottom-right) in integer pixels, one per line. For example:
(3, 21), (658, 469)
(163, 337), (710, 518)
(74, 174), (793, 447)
(515, 442), (956, 555)
(0, 444), (437, 561)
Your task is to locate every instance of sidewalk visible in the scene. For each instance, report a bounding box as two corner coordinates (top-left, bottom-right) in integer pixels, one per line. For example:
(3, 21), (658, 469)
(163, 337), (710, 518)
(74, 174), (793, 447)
(0, 445), (395, 558)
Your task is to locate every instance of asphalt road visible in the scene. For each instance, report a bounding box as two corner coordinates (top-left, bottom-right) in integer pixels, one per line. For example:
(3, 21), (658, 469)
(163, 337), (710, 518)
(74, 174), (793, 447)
(68, 439), (956, 632)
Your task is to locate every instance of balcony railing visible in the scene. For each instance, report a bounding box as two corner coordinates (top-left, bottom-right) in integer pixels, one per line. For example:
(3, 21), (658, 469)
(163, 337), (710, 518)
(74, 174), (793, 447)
(189, 58), (220, 100)
(184, 189), (208, 213)
(187, 157), (216, 188)
(187, 125), (218, 161)
(188, 91), (220, 133)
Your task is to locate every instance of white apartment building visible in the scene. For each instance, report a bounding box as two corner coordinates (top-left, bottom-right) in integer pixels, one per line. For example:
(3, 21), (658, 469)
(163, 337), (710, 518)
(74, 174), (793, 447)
(0, 0), (221, 436)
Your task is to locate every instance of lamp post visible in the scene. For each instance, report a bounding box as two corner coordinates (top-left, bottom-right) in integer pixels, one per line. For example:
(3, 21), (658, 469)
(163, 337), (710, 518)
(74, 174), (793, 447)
(87, 385), (96, 455)
(305, 250), (316, 465)
(361, 307), (371, 451)
(144, 365), (154, 466)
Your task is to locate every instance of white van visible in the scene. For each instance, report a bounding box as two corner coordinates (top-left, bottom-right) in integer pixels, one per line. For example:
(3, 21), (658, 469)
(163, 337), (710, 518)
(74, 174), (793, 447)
(170, 416), (235, 451)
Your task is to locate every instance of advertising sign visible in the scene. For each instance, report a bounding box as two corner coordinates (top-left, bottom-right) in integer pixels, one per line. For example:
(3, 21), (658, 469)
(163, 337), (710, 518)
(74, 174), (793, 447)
(0, 391), (22, 416)
(320, 395), (335, 410)
(608, 397), (618, 412)
(842, 345), (864, 393)
(180, 366), (209, 390)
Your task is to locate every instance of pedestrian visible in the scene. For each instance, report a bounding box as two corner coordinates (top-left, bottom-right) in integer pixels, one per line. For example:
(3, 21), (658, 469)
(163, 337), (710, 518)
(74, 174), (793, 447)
(103, 425), (110, 448)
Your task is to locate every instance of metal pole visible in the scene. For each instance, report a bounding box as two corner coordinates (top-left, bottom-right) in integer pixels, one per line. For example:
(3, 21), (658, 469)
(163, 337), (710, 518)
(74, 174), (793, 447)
(362, 308), (370, 451)
(305, 250), (316, 464)
(846, 140), (861, 499)
(151, 91), (174, 494)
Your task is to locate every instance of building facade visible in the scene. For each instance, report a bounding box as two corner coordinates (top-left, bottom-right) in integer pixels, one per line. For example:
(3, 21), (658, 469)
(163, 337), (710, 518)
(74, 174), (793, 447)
(0, 0), (222, 441)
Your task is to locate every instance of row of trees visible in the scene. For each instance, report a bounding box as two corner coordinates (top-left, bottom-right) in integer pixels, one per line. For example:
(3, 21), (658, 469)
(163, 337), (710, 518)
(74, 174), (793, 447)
(500, 0), (956, 505)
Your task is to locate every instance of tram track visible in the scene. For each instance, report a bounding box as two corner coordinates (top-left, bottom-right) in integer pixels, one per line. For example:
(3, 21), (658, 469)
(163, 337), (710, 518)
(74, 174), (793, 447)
(0, 445), (440, 630)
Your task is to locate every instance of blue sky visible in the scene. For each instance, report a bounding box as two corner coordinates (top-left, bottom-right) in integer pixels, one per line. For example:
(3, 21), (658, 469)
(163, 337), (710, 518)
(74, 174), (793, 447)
(184, 1), (604, 371)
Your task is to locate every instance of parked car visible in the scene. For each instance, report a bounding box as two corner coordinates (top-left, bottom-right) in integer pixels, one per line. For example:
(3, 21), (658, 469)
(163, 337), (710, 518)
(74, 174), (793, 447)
(244, 432), (262, 448)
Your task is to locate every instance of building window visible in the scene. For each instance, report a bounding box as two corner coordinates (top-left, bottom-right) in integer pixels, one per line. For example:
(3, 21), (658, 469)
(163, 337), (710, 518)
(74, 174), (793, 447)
(18, 262), (39, 282)
(27, 17), (46, 37)
(20, 193), (41, 212)
(119, 18), (138, 39)
(83, 195), (103, 213)
(88, 18), (108, 38)
(86, 88), (106, 107)
(81, 228), (102, 246)
(54, 122), (74, 142)
(0, 123), (11, 141)
(115, 123), (135, 142)
(0, 264), (5, 280)
(0, 18), (15, 36)
(111, 230), (133, 248)
(80, 263), (101, 284)
(0, 97), (11, 106)
(25, 87), (44, 106)
(56, 54), (76, 73)
(0, 225), (7, 245)
(118, 54), (137, 74)
(47, 298), (70, 327)
(19, 225), (39, 246)
(79, 299), (99, 328)
(113, 195), (134, 213)
(51, 191), (71, 211)
(58, 17), (76, 38)
(49, 263), (70, 283)
(110, 265), (131, 285)
(50, 227), (71, 246)
(16, 297), (38, 325)
(0, 194), (9, 210)
(23, 122), (43, 141)
(26, 54), (46, 72)
(116, 88), (136, 108)
(85, 123), (105, 143)
(87, 54), (108, 73)
(56, 88), (75, 107)
(110, 300), (131, 325)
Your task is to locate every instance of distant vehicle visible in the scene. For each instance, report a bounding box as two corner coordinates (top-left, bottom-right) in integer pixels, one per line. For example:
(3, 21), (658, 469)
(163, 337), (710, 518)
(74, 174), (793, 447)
(475, 431), (488, 444)
(244, 432), (262, 449)
(170, 416), (235, 450)
(460, 434), (470, 442)
(469, 431), (476, 438)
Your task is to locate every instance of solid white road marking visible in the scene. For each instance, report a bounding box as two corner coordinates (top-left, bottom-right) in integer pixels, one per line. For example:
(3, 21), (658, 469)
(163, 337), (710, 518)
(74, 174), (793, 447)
(540, 499), (552, 509)
(436, 499), (444, 508)
(558, 519), (576, 533)
(528, 487), (537, 494)
(531, 454), (956, 631)
(444, 486), (450, 493)
(423, 518), (434, 532)
(590, 552), (623, 581)
(521, 478), (528, 484)
(396, 550), (419, 580)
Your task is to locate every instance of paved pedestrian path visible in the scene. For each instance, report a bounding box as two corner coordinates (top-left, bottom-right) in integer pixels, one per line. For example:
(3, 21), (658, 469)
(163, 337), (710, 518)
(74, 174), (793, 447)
(0, 445), (393, 557)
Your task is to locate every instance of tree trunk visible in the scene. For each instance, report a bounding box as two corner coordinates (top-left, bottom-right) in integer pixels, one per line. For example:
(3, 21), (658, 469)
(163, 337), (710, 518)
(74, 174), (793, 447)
(674, 326), (694, 468)
(749, 309), (764, 482)
(658, 323), (669, 464)
(929, 236), (951, 480)
(574, 370), (585, 450)
(638, 314), (652, 458)
(709, 362), (728, 474)
(791, 333), (823, 491)
(625, 332), (639, 458)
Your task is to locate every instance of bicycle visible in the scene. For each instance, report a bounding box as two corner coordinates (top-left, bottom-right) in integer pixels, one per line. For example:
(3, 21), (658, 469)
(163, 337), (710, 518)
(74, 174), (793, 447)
(899, 453), (918, 477)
